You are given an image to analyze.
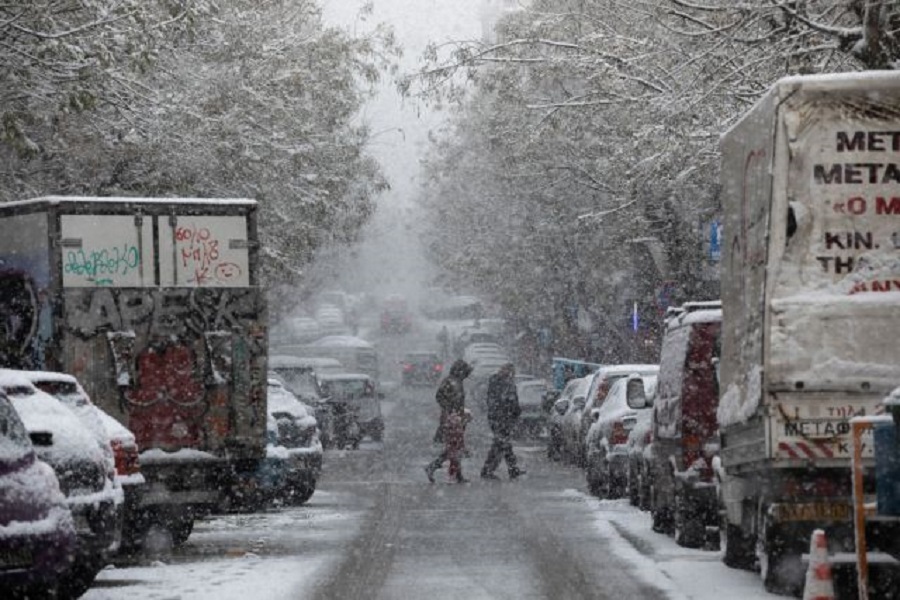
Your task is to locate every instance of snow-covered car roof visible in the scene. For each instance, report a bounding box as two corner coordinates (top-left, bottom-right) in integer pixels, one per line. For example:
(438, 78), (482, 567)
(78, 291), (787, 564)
(310, 335), (374, 349)
(316, 373), (372, 382)
(267, 381), (317, 428)
(0, 371), (105, 466)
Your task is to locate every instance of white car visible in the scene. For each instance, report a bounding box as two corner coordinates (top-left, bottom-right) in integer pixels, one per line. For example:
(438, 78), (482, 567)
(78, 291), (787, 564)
(585, 374), (658, 498)
(266, 379), (323, 505)
(1, 370), (123, 598)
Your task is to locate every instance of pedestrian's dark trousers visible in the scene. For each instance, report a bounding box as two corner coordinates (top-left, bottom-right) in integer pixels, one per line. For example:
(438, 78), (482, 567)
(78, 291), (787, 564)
(427, 450), (448, 472)
(482, 430), (518, 475)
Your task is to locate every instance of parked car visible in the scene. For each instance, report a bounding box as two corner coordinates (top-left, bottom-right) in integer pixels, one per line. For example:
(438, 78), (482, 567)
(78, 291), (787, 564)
(569, 364), (660, 467)
(317, 373), (384, 442)
(0, 389), (76, 597)
(548, 376), (592, 461)
(515, 379), (550, 438)
(400, 351), (444, 386)
(265, 379), (323, 506)
(626, 407), (654, 511)
(643, 302), (722, 549)
(585, 374), (658, 498)
(1, 371), (123, 598)
(20, 370), (145, 549)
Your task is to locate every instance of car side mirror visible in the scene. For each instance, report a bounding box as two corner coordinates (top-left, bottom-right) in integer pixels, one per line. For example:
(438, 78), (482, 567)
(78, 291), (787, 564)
(591, 408), (600, 422)
(626, 377), (647, 410)
(554, 399), (569, 416)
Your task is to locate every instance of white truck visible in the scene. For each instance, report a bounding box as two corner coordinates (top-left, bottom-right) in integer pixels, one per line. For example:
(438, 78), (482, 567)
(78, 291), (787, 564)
(0, 196), (268, 548)
(717, 73), (900, 595)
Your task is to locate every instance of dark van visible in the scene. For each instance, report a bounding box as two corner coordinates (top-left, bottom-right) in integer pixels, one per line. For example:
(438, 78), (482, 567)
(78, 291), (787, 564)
(630, 301), (722, 548)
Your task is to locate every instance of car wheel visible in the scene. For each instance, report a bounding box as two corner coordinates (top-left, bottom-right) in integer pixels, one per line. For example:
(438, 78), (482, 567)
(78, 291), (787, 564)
(288, 480), (316, 506)
(673, 486), (704, 548)
(170, 516), (194, 547)
(650, 506), (672, 535)
(608, 465), (625, 499)
(371, 419), (384, 442)
(627, 462), (640, 507)
(57, 555), (105, 600)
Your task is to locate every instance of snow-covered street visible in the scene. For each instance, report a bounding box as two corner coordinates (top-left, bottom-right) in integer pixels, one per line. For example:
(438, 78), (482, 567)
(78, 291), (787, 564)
(83, 382), (781, 600)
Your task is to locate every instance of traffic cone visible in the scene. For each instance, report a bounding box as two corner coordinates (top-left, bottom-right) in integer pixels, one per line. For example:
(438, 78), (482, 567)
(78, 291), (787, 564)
(803, 529), (835, 600)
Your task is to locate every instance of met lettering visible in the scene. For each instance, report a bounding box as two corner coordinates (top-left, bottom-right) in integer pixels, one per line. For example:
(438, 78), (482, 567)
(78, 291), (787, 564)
(836, 131), (900, 152)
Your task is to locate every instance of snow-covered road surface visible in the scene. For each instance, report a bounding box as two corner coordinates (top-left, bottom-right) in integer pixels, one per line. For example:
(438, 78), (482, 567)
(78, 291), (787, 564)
(83, 380), (783, 599)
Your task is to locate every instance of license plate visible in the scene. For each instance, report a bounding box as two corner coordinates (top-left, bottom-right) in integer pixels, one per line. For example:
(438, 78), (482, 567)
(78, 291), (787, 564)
(0, 548), (33, 569)
(774, 502), (851, 522)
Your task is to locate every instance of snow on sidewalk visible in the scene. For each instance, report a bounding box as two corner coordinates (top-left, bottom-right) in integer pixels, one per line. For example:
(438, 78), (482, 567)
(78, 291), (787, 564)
(558, 489), (780, 600)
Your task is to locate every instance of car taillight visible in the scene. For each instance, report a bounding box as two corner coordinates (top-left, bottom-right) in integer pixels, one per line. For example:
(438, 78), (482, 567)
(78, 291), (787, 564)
(643, 430), (652, 445)
(402, 363), (414, 372)
(434, 364), (443, 372)
(610, 422), (629, 445)
(111, 439), (141, 476)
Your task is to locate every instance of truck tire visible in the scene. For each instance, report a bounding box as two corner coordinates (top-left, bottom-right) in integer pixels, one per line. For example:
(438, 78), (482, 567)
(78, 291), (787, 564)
(721, 522), (756, 570)
(758, 519), (803, 596)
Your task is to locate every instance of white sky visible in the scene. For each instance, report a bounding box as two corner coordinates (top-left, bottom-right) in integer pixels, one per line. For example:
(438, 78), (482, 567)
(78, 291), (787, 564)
(317, 0), (489, 297)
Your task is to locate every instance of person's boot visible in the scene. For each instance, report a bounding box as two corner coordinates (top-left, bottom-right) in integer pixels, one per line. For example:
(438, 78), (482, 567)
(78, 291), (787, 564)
(480, 470), (500, 481)
(424, 464), (436, 483)
(509, 467), (526, 480)
(456, 474), (469, 484)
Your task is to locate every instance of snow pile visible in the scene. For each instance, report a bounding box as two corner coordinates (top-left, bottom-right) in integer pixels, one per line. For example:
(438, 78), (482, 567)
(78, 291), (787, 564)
(717, 365), (762, 427)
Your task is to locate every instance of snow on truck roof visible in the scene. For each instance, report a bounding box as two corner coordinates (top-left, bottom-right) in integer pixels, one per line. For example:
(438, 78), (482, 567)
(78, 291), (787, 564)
(2, 195), (257, 209)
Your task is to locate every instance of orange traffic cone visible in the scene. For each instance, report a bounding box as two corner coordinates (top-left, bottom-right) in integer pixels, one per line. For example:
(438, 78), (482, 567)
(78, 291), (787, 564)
(803, 529), (835, 600)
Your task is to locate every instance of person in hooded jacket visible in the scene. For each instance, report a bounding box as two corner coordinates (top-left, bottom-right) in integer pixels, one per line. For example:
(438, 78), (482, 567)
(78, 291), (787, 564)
(481, 363), (526, 480)
(425, 359), (472, 483)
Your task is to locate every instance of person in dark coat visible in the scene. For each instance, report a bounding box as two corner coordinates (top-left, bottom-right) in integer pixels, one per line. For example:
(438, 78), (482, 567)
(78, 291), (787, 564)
(425, 359), (472, 483)
(481, 363), (525, 480)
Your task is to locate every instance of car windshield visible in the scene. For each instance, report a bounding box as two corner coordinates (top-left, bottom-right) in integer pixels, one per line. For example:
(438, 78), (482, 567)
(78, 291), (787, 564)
(0, 394), (31, 460)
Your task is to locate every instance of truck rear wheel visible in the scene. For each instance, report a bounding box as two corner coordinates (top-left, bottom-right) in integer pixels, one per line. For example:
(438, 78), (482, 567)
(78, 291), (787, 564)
(758, 518), (803, 596)
(721, 522), (755, 570)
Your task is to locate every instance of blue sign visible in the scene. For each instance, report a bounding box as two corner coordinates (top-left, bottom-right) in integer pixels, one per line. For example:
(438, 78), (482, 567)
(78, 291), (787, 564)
(709, 220), (722, 262)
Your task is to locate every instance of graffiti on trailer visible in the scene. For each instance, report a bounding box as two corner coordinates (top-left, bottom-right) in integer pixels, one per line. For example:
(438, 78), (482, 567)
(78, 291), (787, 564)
(65, 287), (266, 451)
(175, 222), (242, 286)
(63, 244), (140, 285)
(65, 287), (260, 339)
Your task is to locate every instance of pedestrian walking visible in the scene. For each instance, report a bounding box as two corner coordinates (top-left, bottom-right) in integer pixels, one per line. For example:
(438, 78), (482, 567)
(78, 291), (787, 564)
(425, 359), (471, 483)
(444, 408), (472, 483)
(481, 363), (526, 480)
